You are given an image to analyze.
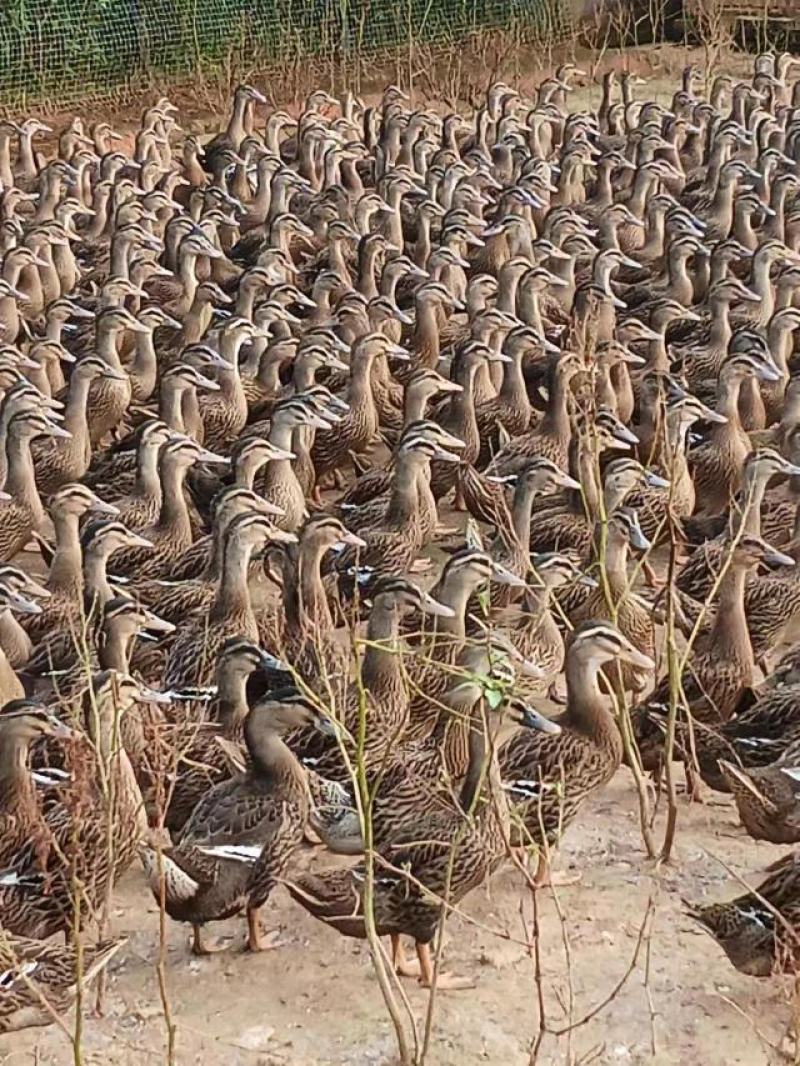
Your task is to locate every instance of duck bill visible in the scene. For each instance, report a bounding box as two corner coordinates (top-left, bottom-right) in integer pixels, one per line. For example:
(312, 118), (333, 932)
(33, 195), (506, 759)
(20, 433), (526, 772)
(614, 424), (640, 446)
(645, 471), (670, 489)
(556, 471), (581, 490)
(629, 525), (652, 552)
(314, 713), (338, 737)
(137, 686), (174, 705)
(196, 449), (229, 464)
(91, 497), (121, 516)
(702, 408), (728, 424)
(258, 499), (286, 518)
(338, 530), (367, 548)
(515, 654), (546, 679)
(490, 562), (526, 587)
(259, 650), (291, 672)
(519, 705), (562, 733)
(620, 644), (655, 671)
(432, 447), (461, 463)
(194, 374), (222, 392)
(46, 424), (72, 440)
(6, 591), (42, 615)
(266, 447), (295, 462)
(266, 528), (298, 544)
(47, 717), (77, 741)
(129, 532), (155, 549)
(420, 592), (456, 618)
(144, 614), (177, 635)
(22, 579), (50, 600)
(764, 547), (795, 567)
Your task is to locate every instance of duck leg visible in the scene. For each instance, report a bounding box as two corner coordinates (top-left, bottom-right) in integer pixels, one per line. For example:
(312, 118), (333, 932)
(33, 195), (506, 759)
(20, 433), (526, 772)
(245, 906), (283, 951)
(391, 934), (421, 977)
(415, 942), (475, 990)
(191, 924), (228, 956)
(532, 850), (582, 889)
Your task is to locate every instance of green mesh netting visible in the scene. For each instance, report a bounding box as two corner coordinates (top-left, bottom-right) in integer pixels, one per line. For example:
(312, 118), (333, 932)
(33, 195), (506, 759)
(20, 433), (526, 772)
(0, 0), (574, 109)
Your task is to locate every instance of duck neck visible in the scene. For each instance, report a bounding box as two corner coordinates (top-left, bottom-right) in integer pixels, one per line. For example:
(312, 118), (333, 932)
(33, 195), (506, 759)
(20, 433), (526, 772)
(499, 349), (528, 411)
(214, 672), (251, 735)
(357, 245), (382, 300)
(414, 213), (433, 268)
(98, 625), (135, 672)
(96, 322), (124, 371)
(386, 452), (423, 525)
(518, 283), (544, 333)
(734, 472), (769, 537)
(767, 182), (788, 241)
(0, 734), (37, 815)
(130, 331), (158, 398)
(749, 252), (775, 316)
(710, 561), (752, 666)
(346, 353), (376, 416)
(413, 299), (441, 369)
(540, 367), (572, 444)
(295, 540), (333, 630)
(177, 250), (200, 312)
(361, 601), (404, 691)
(564, 655), (621, 747)
(214, 537), (256, 619)
(246, 726), (300, 782)
(708, 298), (733, 351)
(639, 207), (667, 261)
(458, 708), (505, 827)
(63, 372), (93, 442)
(716, 372), (744, 427)
(510, 483), (537, 552)
(5, 431), (40, 515)
(84, 546), (115, 607)
(160, 383), (188, 432)
(157, 458), (192, 539)
(135, 440), (164, 503)
(49, 510), (84, 596)
(626, 170), (654, 218)
(598, 527), (630, 592)
(710, 177), (736, 232)
(226, 93), (249, 149)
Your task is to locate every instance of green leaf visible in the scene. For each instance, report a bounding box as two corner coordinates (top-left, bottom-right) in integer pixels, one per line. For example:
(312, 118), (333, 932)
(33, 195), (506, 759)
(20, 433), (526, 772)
(485, 686), (503, 709)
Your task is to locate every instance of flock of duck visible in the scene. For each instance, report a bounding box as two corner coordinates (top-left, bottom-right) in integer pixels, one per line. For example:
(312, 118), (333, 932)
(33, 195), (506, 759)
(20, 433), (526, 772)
(2, 51), (800, 1034)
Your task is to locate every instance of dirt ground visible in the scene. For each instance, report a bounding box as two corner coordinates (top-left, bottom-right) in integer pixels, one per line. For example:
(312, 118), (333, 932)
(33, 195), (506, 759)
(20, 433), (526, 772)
(0, 40), (792, 1066)
(5, 775), (796, 1066)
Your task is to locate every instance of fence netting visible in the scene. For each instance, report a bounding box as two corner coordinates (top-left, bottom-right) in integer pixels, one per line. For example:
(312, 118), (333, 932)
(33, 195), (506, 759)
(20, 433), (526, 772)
(0, 0), (575, 110)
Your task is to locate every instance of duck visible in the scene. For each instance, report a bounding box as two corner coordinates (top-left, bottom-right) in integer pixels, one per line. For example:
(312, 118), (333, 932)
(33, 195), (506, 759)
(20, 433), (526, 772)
(635, 537), (794, 745)
(164, 513), (296, 688)
(109, 436), (226, 582)
(0, 410), (72, 561)
(719, 750), (800, 845)
(688, 352), (782, 518)
(285, 679), (557, 989)
(0, 673), (167, 940)
(140, 687), (333, 955)
(31, 356), (127, 494)
(0, 934), (127, 1034)
(564, 508), (656, 694)
(687, 851), (800, 976)
(21, 519), (153, 682)
(162, 637), (286, 832)
(311, 332), (405, 498)
(288, 576), (454, 781)
(500, 621), (653, 885)
(0, 701), (74, 867)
